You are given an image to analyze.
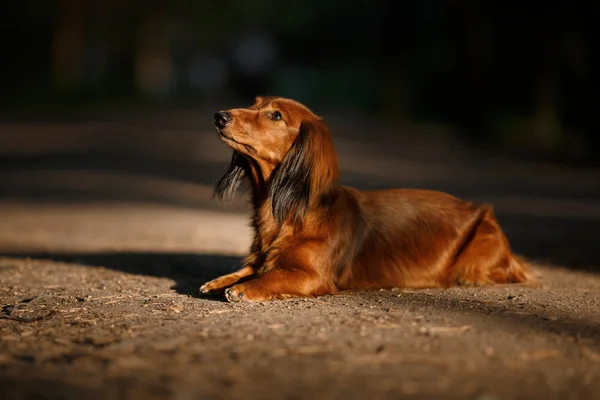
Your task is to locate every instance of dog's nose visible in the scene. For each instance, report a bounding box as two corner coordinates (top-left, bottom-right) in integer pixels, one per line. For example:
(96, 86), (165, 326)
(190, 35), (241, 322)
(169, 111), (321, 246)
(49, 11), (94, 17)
(214, 111), (232, 128)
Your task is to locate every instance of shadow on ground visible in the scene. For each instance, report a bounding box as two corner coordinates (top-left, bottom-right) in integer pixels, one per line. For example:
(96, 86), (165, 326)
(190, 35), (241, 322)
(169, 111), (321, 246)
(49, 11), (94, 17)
(0, 252), (243, 297)
(370, 290), (600, 347)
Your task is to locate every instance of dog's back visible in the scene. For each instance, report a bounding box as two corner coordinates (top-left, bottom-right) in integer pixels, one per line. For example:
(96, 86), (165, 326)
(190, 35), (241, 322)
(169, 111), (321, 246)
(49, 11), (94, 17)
(334, 188), (532, 290)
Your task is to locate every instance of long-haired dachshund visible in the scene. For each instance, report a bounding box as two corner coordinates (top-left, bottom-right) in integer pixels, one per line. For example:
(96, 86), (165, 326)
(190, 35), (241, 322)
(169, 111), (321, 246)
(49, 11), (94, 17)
(200, 96), (532, 302)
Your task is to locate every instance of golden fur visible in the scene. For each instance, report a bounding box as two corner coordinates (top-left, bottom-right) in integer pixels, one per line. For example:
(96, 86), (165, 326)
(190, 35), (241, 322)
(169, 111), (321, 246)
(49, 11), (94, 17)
(200, 97), (532, 302)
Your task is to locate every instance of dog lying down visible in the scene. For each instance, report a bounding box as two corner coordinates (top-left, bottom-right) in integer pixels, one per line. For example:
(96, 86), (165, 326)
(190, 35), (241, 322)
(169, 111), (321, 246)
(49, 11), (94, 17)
(200, 96), (533, 302)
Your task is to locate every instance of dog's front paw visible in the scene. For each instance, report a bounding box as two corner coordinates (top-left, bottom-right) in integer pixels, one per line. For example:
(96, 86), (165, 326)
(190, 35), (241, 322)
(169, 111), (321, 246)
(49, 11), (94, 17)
(224, 286), (245, 302)
(199, 277), (229, 296)
(199, 283), (215, 295)
(224, 283), (272, 303)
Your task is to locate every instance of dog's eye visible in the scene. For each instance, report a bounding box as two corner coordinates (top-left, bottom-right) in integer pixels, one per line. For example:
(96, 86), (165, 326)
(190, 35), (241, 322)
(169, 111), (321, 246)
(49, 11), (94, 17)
(271, 111), (283, 121)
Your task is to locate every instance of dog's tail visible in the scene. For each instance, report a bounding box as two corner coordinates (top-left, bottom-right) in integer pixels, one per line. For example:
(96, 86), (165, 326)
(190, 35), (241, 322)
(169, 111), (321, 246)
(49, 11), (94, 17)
(505, 254), (541, 287)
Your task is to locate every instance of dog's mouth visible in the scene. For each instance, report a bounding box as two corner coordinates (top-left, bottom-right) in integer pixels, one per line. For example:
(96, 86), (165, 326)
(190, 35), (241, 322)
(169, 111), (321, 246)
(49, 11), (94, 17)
(216, 127), (255, 153)
(216, 127), (238, 143)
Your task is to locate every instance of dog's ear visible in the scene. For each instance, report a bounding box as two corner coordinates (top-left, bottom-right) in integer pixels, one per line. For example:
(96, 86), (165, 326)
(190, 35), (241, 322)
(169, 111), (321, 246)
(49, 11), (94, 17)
(269, 118), (339, 225)
(214, 152), (248, 202)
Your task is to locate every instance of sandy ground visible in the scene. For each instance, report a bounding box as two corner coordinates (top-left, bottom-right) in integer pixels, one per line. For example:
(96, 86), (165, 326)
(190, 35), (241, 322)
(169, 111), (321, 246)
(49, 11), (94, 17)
(1, 110), (599, 399)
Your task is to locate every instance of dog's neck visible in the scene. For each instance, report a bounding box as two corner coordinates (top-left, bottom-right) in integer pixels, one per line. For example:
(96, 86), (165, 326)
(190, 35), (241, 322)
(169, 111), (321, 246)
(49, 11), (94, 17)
(241, 151), (339, 252)
(251, 180), (338, 245)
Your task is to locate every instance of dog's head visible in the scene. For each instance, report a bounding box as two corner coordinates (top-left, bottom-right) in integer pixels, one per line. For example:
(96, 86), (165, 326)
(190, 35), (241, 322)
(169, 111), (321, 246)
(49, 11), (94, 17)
(213, 96), (339, 224)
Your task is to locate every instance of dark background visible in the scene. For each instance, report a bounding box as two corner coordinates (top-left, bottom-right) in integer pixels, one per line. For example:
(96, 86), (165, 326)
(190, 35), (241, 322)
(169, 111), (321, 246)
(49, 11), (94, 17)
(1, 0), (596, 163)
(0, 0), (598, 271)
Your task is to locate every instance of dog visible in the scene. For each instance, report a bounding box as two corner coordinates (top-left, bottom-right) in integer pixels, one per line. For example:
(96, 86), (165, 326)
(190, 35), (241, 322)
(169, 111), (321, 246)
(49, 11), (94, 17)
(200, 96), (532, 302)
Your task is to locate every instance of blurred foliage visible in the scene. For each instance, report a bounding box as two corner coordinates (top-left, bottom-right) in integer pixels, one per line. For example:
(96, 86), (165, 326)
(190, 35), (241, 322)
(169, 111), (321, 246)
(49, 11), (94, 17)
(0, 0), (596, 163)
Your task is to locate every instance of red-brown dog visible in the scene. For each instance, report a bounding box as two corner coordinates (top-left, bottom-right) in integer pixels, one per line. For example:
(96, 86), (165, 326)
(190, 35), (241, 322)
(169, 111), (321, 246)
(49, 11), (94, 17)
(200, 97), (531, 302)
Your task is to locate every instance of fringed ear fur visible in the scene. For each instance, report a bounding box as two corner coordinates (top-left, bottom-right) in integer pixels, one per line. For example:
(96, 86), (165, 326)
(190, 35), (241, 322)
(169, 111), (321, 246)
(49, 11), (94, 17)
(214, 151), (248, 203)
(269, 119), (339, 225)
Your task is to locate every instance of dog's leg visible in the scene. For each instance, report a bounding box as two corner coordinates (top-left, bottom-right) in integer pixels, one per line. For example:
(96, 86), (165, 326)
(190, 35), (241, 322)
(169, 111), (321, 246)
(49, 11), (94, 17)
(445, 205), (531, 286)
(200, 265), (256, 295)
(224, 266), (334, 302)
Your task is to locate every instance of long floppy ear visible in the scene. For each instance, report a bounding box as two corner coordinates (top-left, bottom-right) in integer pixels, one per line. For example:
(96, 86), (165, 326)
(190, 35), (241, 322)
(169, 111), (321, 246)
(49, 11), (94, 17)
(214, 151), (248, 202)
(269, 118), (339, 225)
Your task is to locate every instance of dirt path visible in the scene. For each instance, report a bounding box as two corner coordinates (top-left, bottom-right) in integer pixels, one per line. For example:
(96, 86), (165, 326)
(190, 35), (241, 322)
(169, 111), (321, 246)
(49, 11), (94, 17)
(1, 111), (599, 399)
(0, 201), (598, 400)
